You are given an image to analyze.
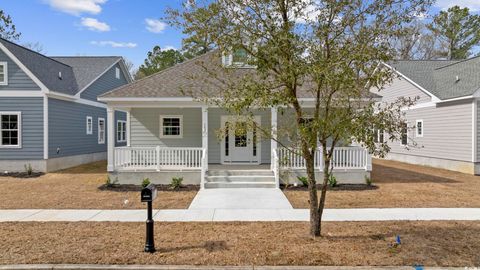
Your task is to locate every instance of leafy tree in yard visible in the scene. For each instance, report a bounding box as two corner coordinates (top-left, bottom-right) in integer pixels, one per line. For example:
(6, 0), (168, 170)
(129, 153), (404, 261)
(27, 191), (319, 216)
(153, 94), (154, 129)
(168, 0), (429, 237)
(394, 20), (443, 60)
(0, 10), (20, 41)
(135, 46), (185, 79)
(428, 6), (480, 60)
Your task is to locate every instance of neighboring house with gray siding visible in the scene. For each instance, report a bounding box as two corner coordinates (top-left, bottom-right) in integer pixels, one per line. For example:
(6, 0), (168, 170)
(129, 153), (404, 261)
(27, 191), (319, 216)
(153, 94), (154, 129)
(0, 38), (131, 172)
(372, 58), (480, 174)
(98, 51), (373, 189)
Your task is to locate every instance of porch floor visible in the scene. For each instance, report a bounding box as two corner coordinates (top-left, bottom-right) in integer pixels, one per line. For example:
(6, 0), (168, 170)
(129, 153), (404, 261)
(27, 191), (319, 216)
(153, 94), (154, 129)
(208, 164), (271, 171)
(188, 188), (293, 209)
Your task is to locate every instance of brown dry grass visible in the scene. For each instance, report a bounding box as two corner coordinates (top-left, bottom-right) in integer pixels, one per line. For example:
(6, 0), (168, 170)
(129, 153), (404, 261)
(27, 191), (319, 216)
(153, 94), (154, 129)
(0, 161), (197, 209)
(0, 221), (479, 266)
(284, 158), (480, 208)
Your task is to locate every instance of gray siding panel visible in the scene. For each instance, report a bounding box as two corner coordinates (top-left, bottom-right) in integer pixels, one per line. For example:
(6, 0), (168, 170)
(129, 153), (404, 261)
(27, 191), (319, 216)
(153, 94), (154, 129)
(130, 108), (202, 148)
(80, 63), (128, 102)
(372, 77), (431, 104)
(388, 100), (472, 162)
(0, 50), (41, 91)
(0, 97), (43, 159)
(48, 98), (110, 157)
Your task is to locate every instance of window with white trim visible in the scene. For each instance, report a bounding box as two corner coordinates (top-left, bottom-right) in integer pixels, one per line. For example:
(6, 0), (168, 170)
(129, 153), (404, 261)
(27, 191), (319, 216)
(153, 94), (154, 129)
(98, 118), (105, 144)
(115, 67), (120, 79)
(416, 120), (423, 137)
(160, 115), (182, 138)
(401, 122), (408, 145)
(86, 116), (93, 135)
(373, 128), (384, 143)
(0, 112), (21, 147)
(117, 120), (126, 142)
(0, 62), (8, 85)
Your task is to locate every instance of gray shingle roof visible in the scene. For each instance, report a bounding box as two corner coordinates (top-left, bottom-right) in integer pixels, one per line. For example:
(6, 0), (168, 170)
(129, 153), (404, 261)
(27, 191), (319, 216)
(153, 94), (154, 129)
(51, 56), (121, 90)
(100, 50), (378, 99)
(0, 38), (122, 96)
(389, 58), (480, 100)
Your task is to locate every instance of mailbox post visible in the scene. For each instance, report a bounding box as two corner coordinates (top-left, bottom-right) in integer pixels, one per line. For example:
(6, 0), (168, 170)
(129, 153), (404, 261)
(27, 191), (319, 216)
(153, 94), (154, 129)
(141, 183), (157, 253)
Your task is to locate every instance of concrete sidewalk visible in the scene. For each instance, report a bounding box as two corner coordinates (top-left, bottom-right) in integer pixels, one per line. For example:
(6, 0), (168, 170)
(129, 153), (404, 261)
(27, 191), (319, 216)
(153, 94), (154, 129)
(1, 208), (480, 222)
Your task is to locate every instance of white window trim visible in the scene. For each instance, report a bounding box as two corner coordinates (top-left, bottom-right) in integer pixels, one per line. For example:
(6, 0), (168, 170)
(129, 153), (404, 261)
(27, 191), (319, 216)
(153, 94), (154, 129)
(0, 62), (8, 86)
(86, 116), (93, 135)
(116, 120), (127, 142)
(0, 111), (21, 148)
(374, 129), (385, 144)
(416, 120), (424, 137)
(159, 115), (183, 138)
(98, 118), (105, 144)
(115, 67), (120, 79)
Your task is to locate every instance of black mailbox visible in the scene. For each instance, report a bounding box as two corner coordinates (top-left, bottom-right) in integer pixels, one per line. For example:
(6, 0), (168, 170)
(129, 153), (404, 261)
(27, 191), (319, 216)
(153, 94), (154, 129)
(141, 183), (157, 202)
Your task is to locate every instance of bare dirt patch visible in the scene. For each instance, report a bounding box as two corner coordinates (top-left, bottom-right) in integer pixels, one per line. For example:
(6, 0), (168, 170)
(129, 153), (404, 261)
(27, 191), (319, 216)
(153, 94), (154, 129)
(0, 161), (197, 209)
(0, 221), (478, 266)
(284, 158), (480, 208)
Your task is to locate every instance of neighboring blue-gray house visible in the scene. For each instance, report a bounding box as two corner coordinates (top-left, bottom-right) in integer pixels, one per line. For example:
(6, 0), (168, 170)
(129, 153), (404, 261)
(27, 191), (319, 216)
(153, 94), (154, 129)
(0, 38), (132, 172)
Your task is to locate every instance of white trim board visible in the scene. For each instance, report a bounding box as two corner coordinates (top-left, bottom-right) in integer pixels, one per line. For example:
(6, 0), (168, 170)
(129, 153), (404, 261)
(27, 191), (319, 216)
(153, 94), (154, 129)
(0, 111), (22, 149)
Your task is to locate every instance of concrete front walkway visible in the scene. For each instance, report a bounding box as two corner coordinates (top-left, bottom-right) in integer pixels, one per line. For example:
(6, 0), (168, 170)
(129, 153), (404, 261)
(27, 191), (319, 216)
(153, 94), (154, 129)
(1, 208), (480, 222)
(188, 188), (293, 209)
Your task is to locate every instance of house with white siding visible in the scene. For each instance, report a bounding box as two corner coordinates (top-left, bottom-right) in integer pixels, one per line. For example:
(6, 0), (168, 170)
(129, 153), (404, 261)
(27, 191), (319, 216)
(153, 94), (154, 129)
(374, 57), (480, 174)
(0, 38), (132, 172)
(98, 50), (373, 189)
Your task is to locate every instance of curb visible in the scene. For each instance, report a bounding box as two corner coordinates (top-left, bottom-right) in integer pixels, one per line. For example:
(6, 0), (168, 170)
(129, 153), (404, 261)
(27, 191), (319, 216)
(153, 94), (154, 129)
(0, 265), (468, 270)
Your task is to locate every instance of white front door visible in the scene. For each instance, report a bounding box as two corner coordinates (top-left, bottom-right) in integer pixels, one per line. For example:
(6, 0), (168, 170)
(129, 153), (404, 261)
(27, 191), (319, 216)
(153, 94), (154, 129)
(221, 116), (261, 164)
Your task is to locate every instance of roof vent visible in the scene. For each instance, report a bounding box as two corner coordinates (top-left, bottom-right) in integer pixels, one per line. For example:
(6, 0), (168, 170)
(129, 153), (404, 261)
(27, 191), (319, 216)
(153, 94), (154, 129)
(455, 75), (460, 82)
(58, 71), (62, 80)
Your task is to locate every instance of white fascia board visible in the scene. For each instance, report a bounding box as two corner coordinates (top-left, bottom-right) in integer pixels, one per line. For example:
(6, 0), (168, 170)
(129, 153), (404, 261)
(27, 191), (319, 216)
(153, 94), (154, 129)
(97, 97), (195, 102)
(435, 95), (474, 104)
(74, 59), (122, 98)
(47, 91), (107, 108)
(118, 58), (133, 83)
(0, 42), (50, 93)
(0, 91), (44, 97)
(381, 62), (441, 102)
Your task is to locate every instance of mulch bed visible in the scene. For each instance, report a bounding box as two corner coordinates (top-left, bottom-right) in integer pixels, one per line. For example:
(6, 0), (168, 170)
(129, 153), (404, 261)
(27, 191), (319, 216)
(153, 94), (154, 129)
(0, 172), (44, 178)
(0, 221), (479, 266)
(282, 184), (378, 191)
(98, 184), (200, 192)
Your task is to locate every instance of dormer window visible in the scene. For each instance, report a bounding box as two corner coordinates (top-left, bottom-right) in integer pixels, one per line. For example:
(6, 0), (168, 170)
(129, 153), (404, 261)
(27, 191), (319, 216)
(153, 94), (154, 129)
(222, 48), (255, 68)
(0, 62), (8, 85)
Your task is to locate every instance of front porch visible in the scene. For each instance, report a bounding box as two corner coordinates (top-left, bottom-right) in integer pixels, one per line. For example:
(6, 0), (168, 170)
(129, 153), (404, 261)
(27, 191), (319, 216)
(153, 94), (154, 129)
(105, 105), (372, 188)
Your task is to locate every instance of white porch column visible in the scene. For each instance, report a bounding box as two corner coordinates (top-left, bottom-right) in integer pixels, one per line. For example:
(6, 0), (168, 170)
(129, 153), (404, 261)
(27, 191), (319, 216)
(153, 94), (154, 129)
(201, 106), (208, 189)
(107, 106), (115, 172)
(271, 106), (278, 170)
(125, 108), (131, 147)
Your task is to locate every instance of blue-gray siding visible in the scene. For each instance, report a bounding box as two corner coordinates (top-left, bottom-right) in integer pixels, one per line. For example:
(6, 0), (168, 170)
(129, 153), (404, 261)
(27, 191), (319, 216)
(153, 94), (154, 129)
(48, 98), (125, 158)
(0, 49), (41, 91)
(80, 63), (128, 102)
(0, 97), (43, 159)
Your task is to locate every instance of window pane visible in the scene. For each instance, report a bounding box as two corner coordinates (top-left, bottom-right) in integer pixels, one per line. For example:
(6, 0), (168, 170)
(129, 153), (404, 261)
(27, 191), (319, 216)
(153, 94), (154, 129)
(0, 65), (4, 73)
(0, 74), (4, 82)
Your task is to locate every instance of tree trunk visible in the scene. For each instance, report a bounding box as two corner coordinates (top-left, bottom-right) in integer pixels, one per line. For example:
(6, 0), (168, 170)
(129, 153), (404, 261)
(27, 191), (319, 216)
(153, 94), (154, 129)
(306, 151), (320, 237)
(317, 153), (331, 236)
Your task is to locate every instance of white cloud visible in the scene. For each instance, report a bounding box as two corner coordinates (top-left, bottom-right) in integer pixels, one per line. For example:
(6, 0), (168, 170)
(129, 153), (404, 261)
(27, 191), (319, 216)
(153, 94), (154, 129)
(90, 41), (137, 48)
(145, 18), (167, 33)
(80, 17), (110, 32)
(161, 45), (176, 51)
(435, 0), (480, 12)
(45, 0), (107, 16)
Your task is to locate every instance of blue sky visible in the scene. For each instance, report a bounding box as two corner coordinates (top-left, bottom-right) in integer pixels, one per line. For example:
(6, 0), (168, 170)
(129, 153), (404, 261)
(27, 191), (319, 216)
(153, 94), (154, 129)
(2, 0), (185, 69)
(2, 0), (480, 69)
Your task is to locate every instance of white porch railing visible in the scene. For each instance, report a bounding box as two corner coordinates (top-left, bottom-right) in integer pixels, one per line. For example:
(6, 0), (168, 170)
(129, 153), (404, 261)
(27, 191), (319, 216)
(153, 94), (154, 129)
(114, 146), (205, 171)
(277, 146), (371, 171)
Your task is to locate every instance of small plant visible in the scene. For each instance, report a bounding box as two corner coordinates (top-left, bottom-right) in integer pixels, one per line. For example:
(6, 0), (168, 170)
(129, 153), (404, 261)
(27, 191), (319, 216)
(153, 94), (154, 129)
(141, 178), (151, 188)
(328, 174), (337, 187)
(170, 177), (184, 190)
(24, 164), (33, 176)
(365, 175), (372, 186)
(105, 176), (118, 187)
(297, 176), (309, 187)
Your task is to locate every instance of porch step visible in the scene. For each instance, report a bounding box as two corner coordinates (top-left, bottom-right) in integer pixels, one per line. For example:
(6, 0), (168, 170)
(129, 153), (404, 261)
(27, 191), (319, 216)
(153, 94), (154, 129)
(206, 175), (275, 183)
(204, 181), (277, 189)
(207, 170), (274, 176)
(205, 169), (276, 188)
